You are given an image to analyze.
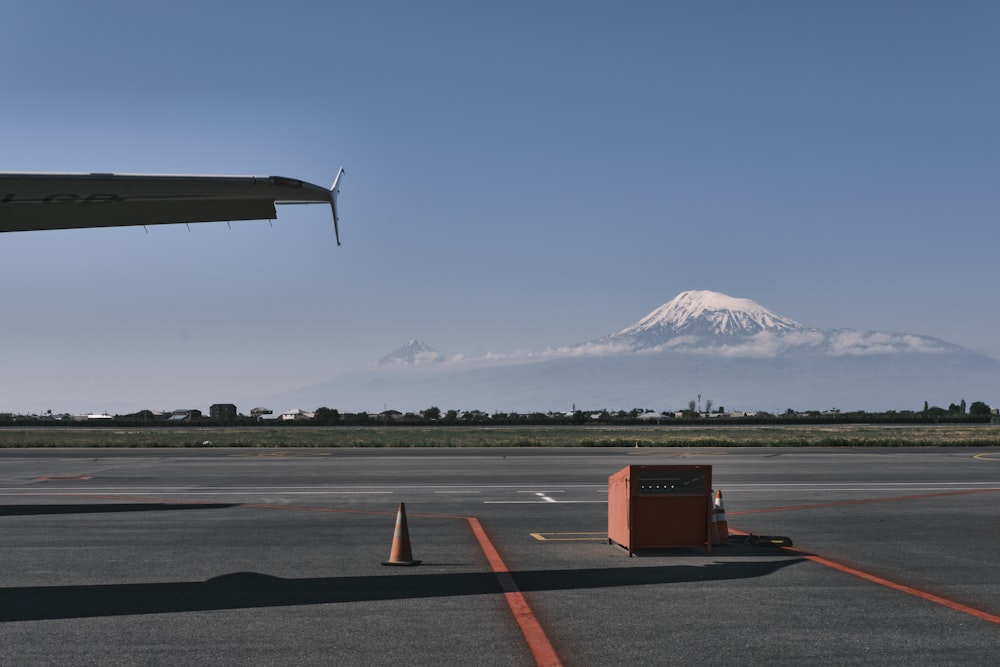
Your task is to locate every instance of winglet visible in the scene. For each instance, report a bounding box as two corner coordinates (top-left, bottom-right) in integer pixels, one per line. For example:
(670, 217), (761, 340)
(330, 167), (345, 246)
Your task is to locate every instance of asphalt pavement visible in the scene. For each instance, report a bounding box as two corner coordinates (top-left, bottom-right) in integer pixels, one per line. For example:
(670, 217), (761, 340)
(1, 445), (999, 665)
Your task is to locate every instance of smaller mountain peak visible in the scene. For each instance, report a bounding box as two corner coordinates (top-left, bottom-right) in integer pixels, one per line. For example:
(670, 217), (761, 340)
(378, 339), (445, 367)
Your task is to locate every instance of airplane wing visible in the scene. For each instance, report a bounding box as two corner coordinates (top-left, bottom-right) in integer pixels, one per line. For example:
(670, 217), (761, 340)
(0, 168), (345, 244)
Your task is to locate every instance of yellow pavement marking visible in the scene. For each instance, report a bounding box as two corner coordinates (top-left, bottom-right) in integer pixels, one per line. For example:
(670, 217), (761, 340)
(228, 452), (331, 457)
(973, 453), (1000, 461)
(531, 532), (607, 541)
(628, 450), (726, 456)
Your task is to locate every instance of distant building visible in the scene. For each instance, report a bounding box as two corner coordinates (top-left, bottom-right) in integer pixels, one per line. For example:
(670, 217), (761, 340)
(70, 413), (113, 422)
(210, 403), (237, 421)
(250, 407), (273, 419)
(279, 408), (314, 421)
(168, 409), (202, 422)
(376, 410), (404, 423)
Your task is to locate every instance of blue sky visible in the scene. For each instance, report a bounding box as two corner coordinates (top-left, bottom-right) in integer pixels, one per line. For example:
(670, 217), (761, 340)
(2, 1), (998, 413)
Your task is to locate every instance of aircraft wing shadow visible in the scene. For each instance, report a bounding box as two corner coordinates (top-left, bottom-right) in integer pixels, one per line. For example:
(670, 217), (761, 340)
(0, 503), (238, 516)
(0, 559), (803, 622)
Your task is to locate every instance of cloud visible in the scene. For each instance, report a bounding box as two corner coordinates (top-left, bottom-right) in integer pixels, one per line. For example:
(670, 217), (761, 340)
(663, 336), (702, 349)
(680, 330), (826, 358)
(825, 331), (948, 356)
(423, 340), (639, 368)
(391, 328), (951, 368)
(376, 350), (446, 367)
(538, 341), (637, 358)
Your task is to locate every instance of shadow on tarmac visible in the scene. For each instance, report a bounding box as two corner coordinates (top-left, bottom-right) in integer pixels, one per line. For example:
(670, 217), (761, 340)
(0, 503), (238, 516)
(0, 559), (803, 622)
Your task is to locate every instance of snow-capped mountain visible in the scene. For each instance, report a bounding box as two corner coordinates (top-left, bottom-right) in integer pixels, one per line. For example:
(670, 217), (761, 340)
(377, 339), (445, 367)
(596, 290), (963, 359)
(271, 291), (1000, 412)
(604, 290), (803, 346)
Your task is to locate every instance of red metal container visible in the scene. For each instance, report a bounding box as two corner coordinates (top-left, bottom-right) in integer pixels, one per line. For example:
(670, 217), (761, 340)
(607, 464), (713, 555)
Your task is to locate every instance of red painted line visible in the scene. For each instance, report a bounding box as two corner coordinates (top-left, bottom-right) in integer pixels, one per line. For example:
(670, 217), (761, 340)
(730, 487), (1000, 516)
(467, 517), (563, 667)
(729, 529), (1000, 626)
(790, 548), (1000, 625)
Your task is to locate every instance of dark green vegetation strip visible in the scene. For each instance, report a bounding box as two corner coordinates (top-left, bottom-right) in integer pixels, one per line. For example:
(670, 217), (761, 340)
(0, 425), (997, 448)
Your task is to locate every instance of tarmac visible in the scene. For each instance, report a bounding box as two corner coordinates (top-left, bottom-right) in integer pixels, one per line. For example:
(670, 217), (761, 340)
(1, 445), (999, 665)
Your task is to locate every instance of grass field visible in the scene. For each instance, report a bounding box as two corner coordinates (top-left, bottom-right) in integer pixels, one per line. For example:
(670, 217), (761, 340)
(0, 424), (997, 448)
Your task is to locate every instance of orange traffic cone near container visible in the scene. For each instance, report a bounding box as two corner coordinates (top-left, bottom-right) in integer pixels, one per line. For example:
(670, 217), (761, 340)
(382, 502), (421, 566)
(714, 489), (729, 541)
(710, 502), (721, 545)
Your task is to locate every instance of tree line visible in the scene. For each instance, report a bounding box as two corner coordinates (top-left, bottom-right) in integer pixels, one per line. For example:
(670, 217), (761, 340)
(3, 400), (994, 427)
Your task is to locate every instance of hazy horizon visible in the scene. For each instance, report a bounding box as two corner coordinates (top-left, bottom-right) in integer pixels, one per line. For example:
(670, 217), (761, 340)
(4, 2), (998, 414)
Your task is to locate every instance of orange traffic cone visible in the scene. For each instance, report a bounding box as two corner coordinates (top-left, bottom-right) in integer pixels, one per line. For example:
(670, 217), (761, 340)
(382, 502), (421, 566)
(715, 489), (729, 541)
